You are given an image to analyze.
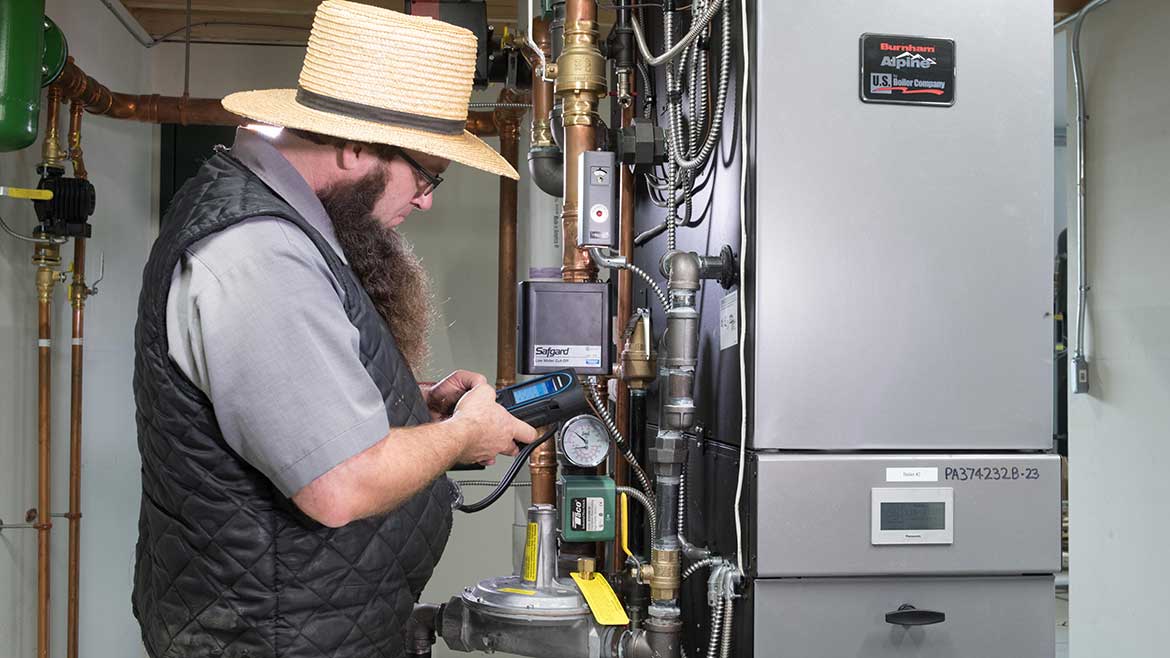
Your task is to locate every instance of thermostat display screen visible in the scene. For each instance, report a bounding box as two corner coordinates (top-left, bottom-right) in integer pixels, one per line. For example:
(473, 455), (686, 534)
(880, 502), (946, 531)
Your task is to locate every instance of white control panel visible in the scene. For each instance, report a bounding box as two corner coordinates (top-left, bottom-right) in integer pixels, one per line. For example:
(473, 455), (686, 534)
(871, 487), (954, 545)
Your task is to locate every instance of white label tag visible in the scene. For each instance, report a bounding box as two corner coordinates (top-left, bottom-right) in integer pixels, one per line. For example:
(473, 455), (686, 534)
(886, 467), (939, 483)
(719, 291), (739, 351)
(587, 497), (605, 532)
(533, 344), (602, 368)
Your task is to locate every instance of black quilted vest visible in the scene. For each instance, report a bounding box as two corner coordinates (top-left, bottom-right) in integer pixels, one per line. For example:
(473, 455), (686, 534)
(132, 151), (454, 658)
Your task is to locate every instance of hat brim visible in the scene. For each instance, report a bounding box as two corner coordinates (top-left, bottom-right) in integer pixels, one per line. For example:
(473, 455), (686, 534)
(222, 88), (519, 180)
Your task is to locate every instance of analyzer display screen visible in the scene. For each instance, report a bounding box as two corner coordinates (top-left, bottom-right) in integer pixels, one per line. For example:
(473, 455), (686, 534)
(880, 502), (946, 531)
(511, 378), (558, 404)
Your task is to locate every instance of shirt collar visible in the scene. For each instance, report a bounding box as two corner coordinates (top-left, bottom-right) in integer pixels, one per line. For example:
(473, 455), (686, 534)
(229, 127), (348, 264)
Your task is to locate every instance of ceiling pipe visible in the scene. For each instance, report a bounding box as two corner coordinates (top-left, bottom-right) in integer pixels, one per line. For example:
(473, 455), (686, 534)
(52, 57), (499, 135)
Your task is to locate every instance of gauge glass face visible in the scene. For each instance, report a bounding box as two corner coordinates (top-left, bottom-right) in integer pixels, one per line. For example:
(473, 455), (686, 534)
(558, 415), (611, 468)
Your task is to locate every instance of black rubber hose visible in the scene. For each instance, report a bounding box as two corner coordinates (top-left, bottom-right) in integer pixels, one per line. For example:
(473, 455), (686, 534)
(455, 427), (557, 513)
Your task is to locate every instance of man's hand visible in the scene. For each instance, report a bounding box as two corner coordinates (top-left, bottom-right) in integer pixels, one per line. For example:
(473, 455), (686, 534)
(422, 370), (488, 422)
(448, 384), (538, 466)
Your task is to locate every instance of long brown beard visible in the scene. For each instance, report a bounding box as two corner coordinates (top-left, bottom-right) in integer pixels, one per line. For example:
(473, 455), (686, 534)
(319, 166), (434, 374)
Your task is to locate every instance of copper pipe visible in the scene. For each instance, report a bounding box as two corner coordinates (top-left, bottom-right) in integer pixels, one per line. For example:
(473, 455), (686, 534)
(33, 238), (62, 658)
(529, 441), (558, 506)
(528, 19), (554, 147)
(53, 57), (499, 136)
(493, 88), (528, 389)
(610, 83), (637, 572)
(66, 239), (86, 658)
(465, 111), (499, 137)
(556, 2), (604, 282)
(65, 107), (88, 658)
(567, 0), (598, 23)
(55, 58), (243, 126)
(561, 126), (598, 281)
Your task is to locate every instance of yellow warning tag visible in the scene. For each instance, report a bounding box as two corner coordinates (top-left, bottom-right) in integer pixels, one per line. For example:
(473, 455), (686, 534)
(499, 587), (537, 596)
(522, 522), (539, 582)
(570, 573), (631, 626)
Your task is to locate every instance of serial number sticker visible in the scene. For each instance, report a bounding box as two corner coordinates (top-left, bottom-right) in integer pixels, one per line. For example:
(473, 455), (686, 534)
(944, 466), (1040, 482)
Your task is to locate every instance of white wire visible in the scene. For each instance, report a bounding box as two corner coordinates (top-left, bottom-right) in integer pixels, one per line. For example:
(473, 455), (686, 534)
(526, 0), (555, 82)
(732, 0), (749, 579)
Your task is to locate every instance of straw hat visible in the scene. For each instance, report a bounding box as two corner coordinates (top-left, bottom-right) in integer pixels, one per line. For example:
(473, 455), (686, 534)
(223, 0), (518, 180)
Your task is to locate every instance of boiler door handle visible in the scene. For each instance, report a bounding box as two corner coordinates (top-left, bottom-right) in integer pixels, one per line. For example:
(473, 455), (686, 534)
(885, 604), (945, 627)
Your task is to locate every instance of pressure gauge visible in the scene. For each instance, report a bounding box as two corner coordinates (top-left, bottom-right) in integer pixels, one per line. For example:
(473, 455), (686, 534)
(556, 415), (611, 468)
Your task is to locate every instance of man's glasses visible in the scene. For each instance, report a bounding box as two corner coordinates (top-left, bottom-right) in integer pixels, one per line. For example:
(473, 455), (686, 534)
(391, 147), (443, 197)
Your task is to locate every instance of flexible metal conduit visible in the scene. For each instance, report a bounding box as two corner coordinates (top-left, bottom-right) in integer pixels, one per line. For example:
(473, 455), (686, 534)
(617, 486), (658, 545)
(585, 375), (656, 498)
(669, 0), (732, 171)
(630, 0), (724, 68)
(589, 248), (670, 311)
(1066, 0), (1116, 394)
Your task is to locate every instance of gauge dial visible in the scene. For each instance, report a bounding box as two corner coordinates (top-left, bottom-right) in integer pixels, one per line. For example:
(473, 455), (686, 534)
(557, 415), (611, 468)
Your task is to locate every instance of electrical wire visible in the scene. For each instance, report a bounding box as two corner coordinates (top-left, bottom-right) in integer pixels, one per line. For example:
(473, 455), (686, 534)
(455, 480), (532, 487)
(1068, 0), (1115, 392)
(467, 102), (533, 110)
(455, 428), (556, 513)
(0, 216), (67, 244)
(150, 21), (310, 46)
(733, 0), (750, 579)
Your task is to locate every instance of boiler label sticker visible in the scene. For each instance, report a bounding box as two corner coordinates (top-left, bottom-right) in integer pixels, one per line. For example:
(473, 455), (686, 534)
(886, 467), (939, 482)
(533, 344), (602, 368)
(720, 291), (739, 351)
(860, 33), (955, 106)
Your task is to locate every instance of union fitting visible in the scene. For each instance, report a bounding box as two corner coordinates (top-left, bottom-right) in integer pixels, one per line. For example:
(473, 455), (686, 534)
(33, 241), (64, 303)
(531, 117), (554, 148)
(648, 548), (680, 603)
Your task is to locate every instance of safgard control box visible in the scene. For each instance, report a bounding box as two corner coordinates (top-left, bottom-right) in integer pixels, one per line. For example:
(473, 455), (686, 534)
(517, 281), (613, 376)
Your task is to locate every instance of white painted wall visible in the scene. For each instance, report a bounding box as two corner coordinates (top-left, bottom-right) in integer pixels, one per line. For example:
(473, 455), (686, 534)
(1065, 2), (1170, 656)
(2, 12), (550, 657)
(0, 2), (154, 657)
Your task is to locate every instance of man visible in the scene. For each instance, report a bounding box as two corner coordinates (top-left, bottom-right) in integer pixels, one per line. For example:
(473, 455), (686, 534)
(131, 3), (535, 656)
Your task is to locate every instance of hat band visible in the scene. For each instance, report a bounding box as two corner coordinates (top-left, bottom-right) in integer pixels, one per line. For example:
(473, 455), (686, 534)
(295, 87), (466, 136)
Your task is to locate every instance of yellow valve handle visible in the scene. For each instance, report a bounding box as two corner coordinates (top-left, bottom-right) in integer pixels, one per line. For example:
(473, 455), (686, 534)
(620, 493), (632, 559)
(0, 186), (53, 201)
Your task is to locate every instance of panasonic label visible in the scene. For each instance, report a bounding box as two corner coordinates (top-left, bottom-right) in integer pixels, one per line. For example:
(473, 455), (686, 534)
(533, 344), (602, 368)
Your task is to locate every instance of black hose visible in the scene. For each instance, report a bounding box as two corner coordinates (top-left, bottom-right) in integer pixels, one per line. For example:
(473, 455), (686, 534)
(455, 428), (557, 513)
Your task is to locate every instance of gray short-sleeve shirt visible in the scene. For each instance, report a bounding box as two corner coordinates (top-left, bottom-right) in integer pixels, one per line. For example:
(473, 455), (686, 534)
(166, 128), (391, 496)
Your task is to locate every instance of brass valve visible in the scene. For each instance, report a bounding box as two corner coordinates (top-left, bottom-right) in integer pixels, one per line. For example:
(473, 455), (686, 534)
(618, 310), (656, 389)
(554, 20), (605, 127)
(577, 556), (596, 580)
(648, 548), (680, 602)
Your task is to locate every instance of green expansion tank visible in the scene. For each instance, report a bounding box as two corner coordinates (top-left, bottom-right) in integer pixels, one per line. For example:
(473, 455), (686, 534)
(0, 0), (47, 152)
